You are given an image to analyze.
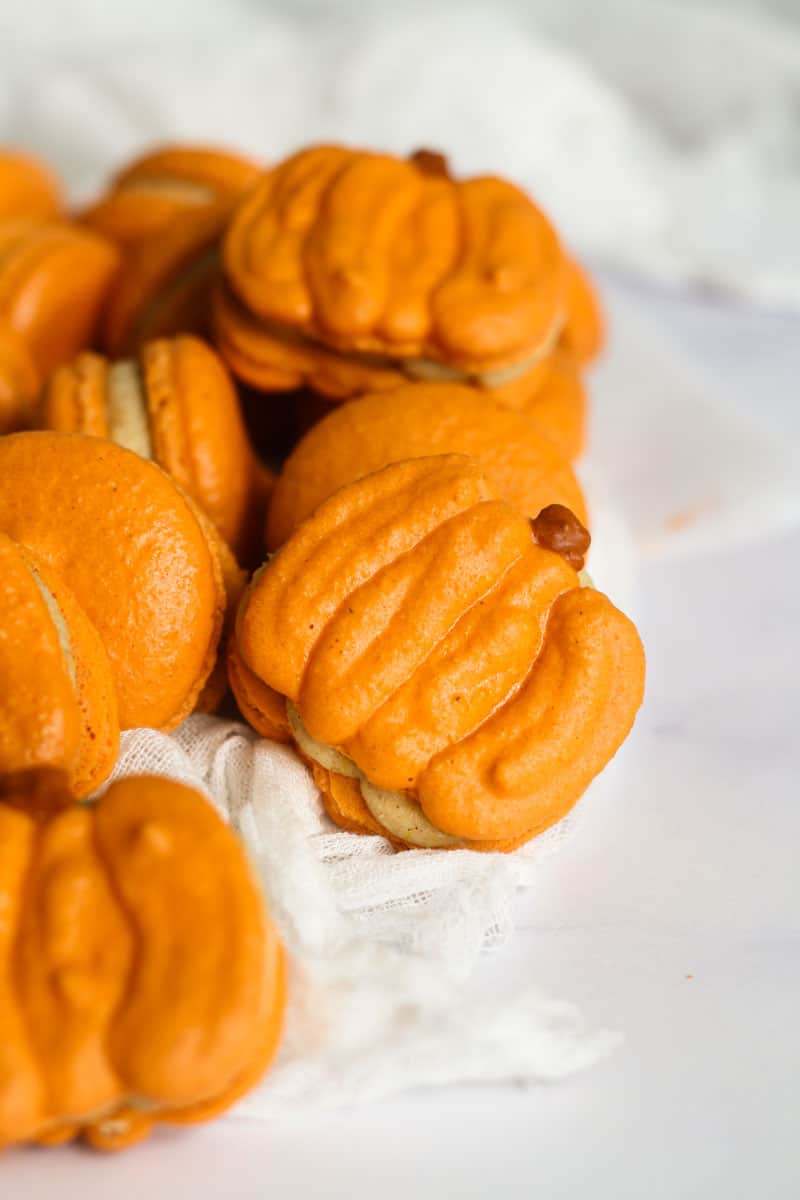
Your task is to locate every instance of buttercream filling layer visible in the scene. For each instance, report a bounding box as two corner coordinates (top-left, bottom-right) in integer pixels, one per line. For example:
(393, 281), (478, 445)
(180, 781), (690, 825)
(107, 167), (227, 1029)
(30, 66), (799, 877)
(229, 296), (565, 387)
(29, 568), (77, 690)
(286, 702), (463, 848)
(106, 361), (153, 460)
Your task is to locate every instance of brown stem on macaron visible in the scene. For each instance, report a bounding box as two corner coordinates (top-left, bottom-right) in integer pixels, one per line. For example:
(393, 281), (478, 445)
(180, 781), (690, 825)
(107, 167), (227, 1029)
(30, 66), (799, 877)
(409, 148), (452, 179)
(531, 504), (591, 572)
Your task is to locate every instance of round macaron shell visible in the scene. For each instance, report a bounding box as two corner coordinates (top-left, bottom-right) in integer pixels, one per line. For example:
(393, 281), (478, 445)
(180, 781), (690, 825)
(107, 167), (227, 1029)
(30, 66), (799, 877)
(141, 336), (254, 555)
(38, 351), (110, 437)
(266, 383), (588, 549)
(0, 432), (224, 731)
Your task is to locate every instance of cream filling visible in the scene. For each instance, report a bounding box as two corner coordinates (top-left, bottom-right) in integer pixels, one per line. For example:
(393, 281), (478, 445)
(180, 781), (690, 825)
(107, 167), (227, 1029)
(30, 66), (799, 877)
(106, 362), (154, 460)
(403, 314), (563, 388)
(286, 701), (361, 779)
(288, 565), (595, 850)
(359, 780), (463, 849)
(30, 569), (77, 690)
(287, 702), (463, 849)
(123, 177), (217, 206)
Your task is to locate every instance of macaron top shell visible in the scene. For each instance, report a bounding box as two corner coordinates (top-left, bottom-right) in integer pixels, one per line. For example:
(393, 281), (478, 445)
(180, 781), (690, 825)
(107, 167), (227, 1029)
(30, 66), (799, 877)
(82, 144), (261, 247)
(0, 151), (61, 221)
(0, 220), (120, 375)
(266, 382), (587, 549)
(223, 144), (566, 374)
(0, 432), (224, 731)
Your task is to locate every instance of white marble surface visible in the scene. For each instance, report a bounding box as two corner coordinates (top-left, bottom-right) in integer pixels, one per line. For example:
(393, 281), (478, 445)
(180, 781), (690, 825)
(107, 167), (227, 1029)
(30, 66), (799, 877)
(5, 277), (800, 1196)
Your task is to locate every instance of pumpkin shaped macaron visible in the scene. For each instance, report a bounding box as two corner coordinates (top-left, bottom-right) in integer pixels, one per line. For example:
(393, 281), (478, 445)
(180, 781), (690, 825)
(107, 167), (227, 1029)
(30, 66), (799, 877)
(0, 534), (119, 795)
(102, 205), (227, 356)
(216, 143), (566, 397)
(81, 143), (261, 249)
(0, 150), (61, 221)
(232, 455), (645, 851)
(0, 220), (119, 376)
(0, 322), (39, 434)
(0, 432), (226, 731)
(0, 769), (285, 1151)
(41, 335), (263, 561)
(265, 382), (588, 550)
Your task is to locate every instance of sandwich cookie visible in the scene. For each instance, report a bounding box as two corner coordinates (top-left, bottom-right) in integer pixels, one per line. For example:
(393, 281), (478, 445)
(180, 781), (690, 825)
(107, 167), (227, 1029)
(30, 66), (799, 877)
(232, 456), (645, 851)
(217, 144), (567, 397)
(0, 770), (285, 1151)
(0, 432), (225, 731)
(41, 335), (261, 561)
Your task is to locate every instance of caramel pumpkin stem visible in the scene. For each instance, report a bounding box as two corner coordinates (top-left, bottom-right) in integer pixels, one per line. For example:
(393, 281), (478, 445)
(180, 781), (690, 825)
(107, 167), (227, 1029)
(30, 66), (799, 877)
(409, 148), (452, 179)
(531, 504), (590, 571)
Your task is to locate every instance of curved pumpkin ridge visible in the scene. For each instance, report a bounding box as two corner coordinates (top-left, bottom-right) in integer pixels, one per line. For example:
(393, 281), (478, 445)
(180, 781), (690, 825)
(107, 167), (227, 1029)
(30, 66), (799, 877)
(13, 806), (133, 1127)
(299, 500), (533, 746)
(430, 177), (565, 367)
(227, 146), (354, 325)
(303, 153), (430, 340)
(240, 455), (494, 701)
(0, 322), (40, 435)
(345, 545), (578, 791)
(418, 588), (646, 842)
(560, 255), (605, 364)
(92, 777), (271, 1110)
(0, 805), (43, 1149)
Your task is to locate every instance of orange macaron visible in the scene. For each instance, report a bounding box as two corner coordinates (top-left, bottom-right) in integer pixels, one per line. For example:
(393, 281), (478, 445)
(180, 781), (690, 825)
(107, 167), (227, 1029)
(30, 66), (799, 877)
(0, 532), (119, 795)
(0, 432), (225, 731)
(0, 220), (120, 375)
(82, 143), (261, 249)
(102, 205), (227, 356)
(266, 381), (588, 550)
(0, 150), (61, 221)
(41, 335), (262, 561)
(233, 455), (645, 852)
(0, 770), (285, 1152)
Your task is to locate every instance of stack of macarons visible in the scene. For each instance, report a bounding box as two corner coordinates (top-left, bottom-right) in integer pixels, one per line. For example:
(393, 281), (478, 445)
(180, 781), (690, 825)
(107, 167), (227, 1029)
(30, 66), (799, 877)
(0, 138), (643, 1150)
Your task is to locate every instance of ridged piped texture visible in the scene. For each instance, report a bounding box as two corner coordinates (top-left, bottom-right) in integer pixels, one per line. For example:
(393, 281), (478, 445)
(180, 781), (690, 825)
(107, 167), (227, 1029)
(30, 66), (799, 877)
(236, 456), (645, 848)
(0, 772), (285, 1152)
(222, 145), (566, 377)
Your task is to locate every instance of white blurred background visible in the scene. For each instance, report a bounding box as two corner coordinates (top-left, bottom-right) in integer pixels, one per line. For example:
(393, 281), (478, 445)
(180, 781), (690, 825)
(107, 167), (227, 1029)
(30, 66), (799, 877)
(2, 0), (800, 308)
